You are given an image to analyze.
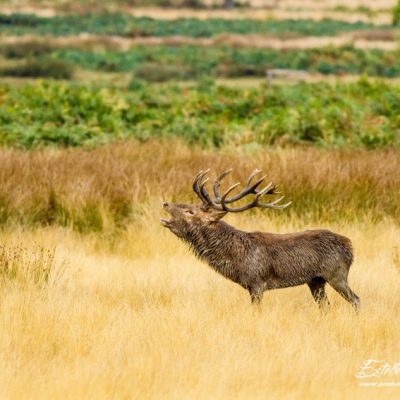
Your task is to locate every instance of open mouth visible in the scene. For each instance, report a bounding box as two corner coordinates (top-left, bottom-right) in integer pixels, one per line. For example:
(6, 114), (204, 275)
(161, 202), (172, 226)
(160, 218), (171, 226)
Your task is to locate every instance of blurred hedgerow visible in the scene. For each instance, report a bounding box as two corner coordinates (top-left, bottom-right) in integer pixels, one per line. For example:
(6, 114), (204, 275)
(0, 59), (74, 80)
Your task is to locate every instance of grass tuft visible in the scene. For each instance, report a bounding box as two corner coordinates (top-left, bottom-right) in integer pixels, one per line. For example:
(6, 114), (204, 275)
(0, 243), (55, 286)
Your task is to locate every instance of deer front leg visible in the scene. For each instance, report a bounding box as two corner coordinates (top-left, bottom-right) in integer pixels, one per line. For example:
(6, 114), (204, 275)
(308, 277), (330, 309)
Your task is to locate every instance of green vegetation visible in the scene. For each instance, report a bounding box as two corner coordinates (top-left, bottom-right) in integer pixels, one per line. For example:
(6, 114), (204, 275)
(393, 0), (400, 25)
(1, 44), (399, 79)
(0, 59), (74, 79)
(0, 13), (384, 37)
(55, 45), (400, 78)
(332, 5), (377, 18)
(0, 79), (399, 149)
(0, 41), (57, 58)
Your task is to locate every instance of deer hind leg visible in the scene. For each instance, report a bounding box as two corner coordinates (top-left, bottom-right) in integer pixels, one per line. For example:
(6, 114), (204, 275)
(308, 277), (330, 308)
(327, 275), (360, 310)
(249, 285), (264, 305)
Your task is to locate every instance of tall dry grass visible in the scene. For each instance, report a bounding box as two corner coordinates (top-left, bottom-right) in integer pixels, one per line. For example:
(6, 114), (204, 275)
(0, 215), (399, 399)
(0, 140), (399, 232)
(0, 140), (399, 398)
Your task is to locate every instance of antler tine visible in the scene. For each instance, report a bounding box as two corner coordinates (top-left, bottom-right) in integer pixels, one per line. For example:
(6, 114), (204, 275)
(220, 181), (291, 212)
(193, 170), (207, 193)
(245, 170), (285, 197)
(200, 177), (214, 206)
(193, 169), (210, 205)
(193, 170), (225, 210)
(265, 196), (292, 209)
(193, 169), (209, 188)
(220, 175), (269, 205)
(245, 174), (268, 193)
(268, 183), (281, 194)
(193, 168), (290, 213)
(246, 168), (262, 188)
(201, 181), (225, 211)
(220, 182), (241, 203)
(256, 181), (275, 196)
(213, 169), (268, 204)
(213, 169), (233, 199)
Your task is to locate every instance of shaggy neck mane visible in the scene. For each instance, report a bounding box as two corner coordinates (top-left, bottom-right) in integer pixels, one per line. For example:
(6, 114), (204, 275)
(180, 220), (243, 280)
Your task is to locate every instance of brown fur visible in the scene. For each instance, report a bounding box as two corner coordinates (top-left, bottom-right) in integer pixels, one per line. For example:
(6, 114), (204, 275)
(161, 203), (360, 308)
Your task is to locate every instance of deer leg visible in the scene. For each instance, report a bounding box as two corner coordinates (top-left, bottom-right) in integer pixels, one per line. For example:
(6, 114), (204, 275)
(249, 285), (264, 305)
(308, 277), (330, 308)
(328, 276), (360, 310)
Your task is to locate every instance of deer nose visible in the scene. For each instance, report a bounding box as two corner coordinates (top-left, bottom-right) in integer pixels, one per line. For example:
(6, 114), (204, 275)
(162, 202), (168, 208)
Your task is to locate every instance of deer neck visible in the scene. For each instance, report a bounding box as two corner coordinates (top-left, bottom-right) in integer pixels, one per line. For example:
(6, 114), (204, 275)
(182, 221), (241, 278)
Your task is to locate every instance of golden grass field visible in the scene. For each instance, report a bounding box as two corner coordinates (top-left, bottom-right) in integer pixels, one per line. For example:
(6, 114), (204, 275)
(0, 141), (399, 399)
(0, 217), (399, 399)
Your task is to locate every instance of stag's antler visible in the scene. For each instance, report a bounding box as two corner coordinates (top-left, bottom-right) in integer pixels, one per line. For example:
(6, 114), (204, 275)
(193, 169), (291, 212)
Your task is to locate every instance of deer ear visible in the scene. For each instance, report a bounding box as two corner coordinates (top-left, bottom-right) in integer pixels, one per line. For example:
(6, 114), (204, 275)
(208, 209), (227, 222)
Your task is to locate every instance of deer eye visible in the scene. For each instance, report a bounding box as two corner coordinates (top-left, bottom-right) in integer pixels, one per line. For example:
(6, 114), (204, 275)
(185, 210), (195, 215)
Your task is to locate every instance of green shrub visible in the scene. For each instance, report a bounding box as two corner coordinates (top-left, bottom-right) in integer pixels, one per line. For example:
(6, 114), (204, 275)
(0, 79), (399, 149)
(128, 77), (148, 91)
(134, 63), (193, 82)
(0, 59), (74, 79)
(393, 0), (400, 25)
(215, 63), (265, 77)
(0, 13), (40, 27)
(50, 45), (400, 79)
(0, 41), (55, 59)
(0, 13), (384, 37)
(4, 43), (399, 80)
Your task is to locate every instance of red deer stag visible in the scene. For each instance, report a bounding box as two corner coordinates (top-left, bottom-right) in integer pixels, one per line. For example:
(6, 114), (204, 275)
(161, 169), (360, 309)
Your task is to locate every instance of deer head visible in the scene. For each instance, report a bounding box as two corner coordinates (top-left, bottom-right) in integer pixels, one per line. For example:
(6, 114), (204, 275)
(161, 169), (291, 238)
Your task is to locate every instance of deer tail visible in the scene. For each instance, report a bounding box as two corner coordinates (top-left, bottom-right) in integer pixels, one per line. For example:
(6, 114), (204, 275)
(339, 236), (353, 268)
